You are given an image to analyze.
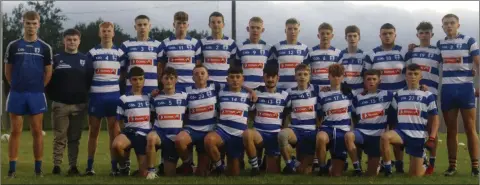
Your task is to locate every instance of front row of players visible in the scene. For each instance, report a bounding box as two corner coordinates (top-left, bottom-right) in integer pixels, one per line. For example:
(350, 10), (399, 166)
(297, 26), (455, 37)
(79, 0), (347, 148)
(115, 62), (438, 178)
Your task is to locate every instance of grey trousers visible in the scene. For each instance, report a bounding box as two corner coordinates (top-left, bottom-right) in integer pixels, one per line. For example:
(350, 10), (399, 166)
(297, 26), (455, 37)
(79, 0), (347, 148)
(51, 101), (87, 167)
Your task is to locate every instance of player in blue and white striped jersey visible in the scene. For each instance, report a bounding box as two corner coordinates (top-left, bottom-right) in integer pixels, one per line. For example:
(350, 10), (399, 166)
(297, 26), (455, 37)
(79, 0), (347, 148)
(278, 64), (320, 174)
(200, 12), (237, 85)
(269, 18), (309, 89)
(338, 25), (368, 95)
(243, 64), (289, 176)
(345, 69), (394, 176)
(146, 67), (188, 178)
(204, 66), (254, 176)
(306, 23), (341, 87)
(110, 67), (151, 177)
(84, 22), (125, 176)
(235, 17), (272, 89)
(160, 11), (202, 91)
(316, 64), (354, 177)
(120, 15), (163, 95)
(380, 63), (439, 177)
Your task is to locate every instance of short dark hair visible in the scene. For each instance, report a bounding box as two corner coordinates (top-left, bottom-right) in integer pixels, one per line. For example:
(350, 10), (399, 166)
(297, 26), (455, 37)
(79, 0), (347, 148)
(295, 63), (309, 73)
(318, 22), (333, 32)
(416, 21), (433, 31)
(363, 69), (381, 78)
(174, 11), (188, 22)
(193, 63), (208, 72)
(209, 11), (224, 24)
(345, 25), (360, 36)
(328, 64), (344, 77)
(285, 18), (300, 26)
(380, 23), (396, 31)
(128, 66), (145, 78)
(406, 63), (421, 71)
(162, 67), (178, 78)
(442, 13), (459, 22)
(227, 66), (243, 75)
(263, 63), (278, 77)
(135, 15), (150, 21)
(63, 28), (81, 38)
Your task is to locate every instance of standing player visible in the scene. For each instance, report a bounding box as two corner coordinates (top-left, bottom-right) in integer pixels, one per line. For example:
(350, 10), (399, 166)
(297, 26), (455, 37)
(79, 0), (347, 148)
(243, 64), (289, 176)
(405, 21), (442, 175)
(278, 64), (319, 174)
(235, 16), (272, 89)
(159, 11), (202, 91)
(146, 67), (188, 178)
(306, 22), (341, 88)
(269, 18), (309, 89)
(338, 25), (368, 95)
(111, 67), (151, 177)
(365, 23), (408, 173)
(437, 14), (479, 176)
(380, 63), (440, 177)
(204, 66), (254, 176)
(345, 69), (394, 176)
(4, 11), (53, 177)
(84, 22), (125, 176)
(201, 11), (237, 85)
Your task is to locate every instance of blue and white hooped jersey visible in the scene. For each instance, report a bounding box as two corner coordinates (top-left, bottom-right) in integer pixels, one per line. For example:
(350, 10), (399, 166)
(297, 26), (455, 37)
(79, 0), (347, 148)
(161, 36), (202, 84)
(365, 45), (407, 92)
(392, 88), (438, 138)
(306, 45), (341, 87)
(252, 86), (289, 133)
(318, 90), (353, 132)
(286, 84), (319, 131)
(437, 34), (480, 85)
(269, 41), (309, 89)
(406, 46), (442, 96)
(217, 87), (253, 137)
(151, 91), (188, 141)
(116, 92), (152, 135)
(120, 39), (163, 92)
(200, 36), (237, 83)
(352, 90), (394, 136)
(236, 39), (272, 89)
(338, 49), (368, 94)
(184, 83), (221, 132)
(87, 45), (125, 94)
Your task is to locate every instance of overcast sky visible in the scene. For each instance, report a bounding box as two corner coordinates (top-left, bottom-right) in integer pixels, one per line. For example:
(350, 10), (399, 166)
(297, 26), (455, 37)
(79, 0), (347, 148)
(2, 1), (479, 50)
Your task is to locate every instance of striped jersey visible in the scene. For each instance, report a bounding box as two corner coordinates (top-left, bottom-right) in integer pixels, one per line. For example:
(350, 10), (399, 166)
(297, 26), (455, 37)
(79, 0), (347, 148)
(392, 88), (438, 138)
(306, 45), (341, 87)
(406, 46), (442, 96)
(236, 39), (272, 89)
(352, 90), (394, 136)
(365, 45), (407, 92)
(116, 92), (152, 135)
(184, 83), (220, 132)
(217, 87), (253, 137)
(437, 33), (480, 85)
(87, 45), (125, 94)
(252, 86), (289, 133)
(151, 91), (188, 141)
(120, 39), (163, 93)
(338, 49), (368, 94)
(161, 36), (202, 85)
(269, 41), (309, 89)
(318, 90), (353, 132)
(200, 36), (237, 83)
(286, 84), (319, 131)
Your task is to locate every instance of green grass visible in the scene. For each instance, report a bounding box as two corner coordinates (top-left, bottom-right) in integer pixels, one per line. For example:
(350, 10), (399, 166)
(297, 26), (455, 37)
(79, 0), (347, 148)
(1, 131), (478, 184)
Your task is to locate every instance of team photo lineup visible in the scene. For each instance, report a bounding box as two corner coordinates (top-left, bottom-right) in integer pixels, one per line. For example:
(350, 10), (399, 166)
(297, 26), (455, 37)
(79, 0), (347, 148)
(3, 8), (480, 181)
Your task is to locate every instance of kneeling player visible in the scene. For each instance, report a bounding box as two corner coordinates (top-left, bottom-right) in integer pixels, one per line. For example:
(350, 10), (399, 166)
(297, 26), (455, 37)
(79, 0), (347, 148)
(345, 69), (394, 176)
(316, 64), (353, 177)
(146, 67), (188, 179)
(380, 63), (439, 177)
(205, 66), (254, 176)
(278, 64), (319, 175)
(243, 65), (288, 176)
(111, 67), (151, 177)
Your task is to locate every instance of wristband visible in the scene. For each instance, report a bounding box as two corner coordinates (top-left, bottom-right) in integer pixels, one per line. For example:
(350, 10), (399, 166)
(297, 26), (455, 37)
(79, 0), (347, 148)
(428, 136), (435, 141)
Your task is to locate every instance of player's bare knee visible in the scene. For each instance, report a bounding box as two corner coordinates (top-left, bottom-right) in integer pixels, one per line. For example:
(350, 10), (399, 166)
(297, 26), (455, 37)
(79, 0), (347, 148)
(345, 132), (355, 143)
(317, 132), (329, 145)
(204, 133), (217, 147)
(278, 129), (290, 148)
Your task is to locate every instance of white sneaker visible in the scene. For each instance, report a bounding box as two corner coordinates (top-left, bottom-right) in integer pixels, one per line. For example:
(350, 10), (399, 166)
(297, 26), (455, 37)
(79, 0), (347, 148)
(146, 171), (158, 180)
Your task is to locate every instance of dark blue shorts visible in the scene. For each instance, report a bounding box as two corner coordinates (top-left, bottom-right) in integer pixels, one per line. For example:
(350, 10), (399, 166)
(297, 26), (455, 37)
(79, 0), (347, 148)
(88, 92), (120, 118)
(154, 127), (179, 162)
(122, 127), (150, 155)
(215, 128), (244, 159)
(184, 127), (208, 154)
(319, 127), (347, 161)
(292, 128), (317, 156)
(394, 129), (425, 158)
(259, 131), (280, 156)
(441, 84), (476, 111)
(7, 91), (47, 115)
(353, 129), (381, 157)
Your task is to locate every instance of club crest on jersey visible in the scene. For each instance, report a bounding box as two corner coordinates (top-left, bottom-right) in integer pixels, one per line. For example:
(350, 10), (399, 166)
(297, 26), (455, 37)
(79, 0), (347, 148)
(59, 60), (64, 63)
(456, 44), (462, 49)
(34, 48), (40, 53)
(80, 59), (85, 66)
(260, 49), (265, 55)
(148, 46), (154, 51)
(223, 44), (228, 50)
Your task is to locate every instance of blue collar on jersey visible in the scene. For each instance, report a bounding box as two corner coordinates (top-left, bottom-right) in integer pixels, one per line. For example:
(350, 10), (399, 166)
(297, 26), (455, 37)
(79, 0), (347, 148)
(130, 38), (155, 42)
(125, 91), (148, 96)
(256, 86), (282, 93)
(206, 35), (229, 40)
(243, 39), (266, 45)
(312, 45), (337, 51)
(279, 40), (302, 45)
(169, 35), (193, 41)
(444, 33), (465, 40)
(341, 48), (363, 54)
(159, 89), (183, 95)
(223, 85), (248, 93)
(373, 45), (402, 53)
(94, 44), (119, 49)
